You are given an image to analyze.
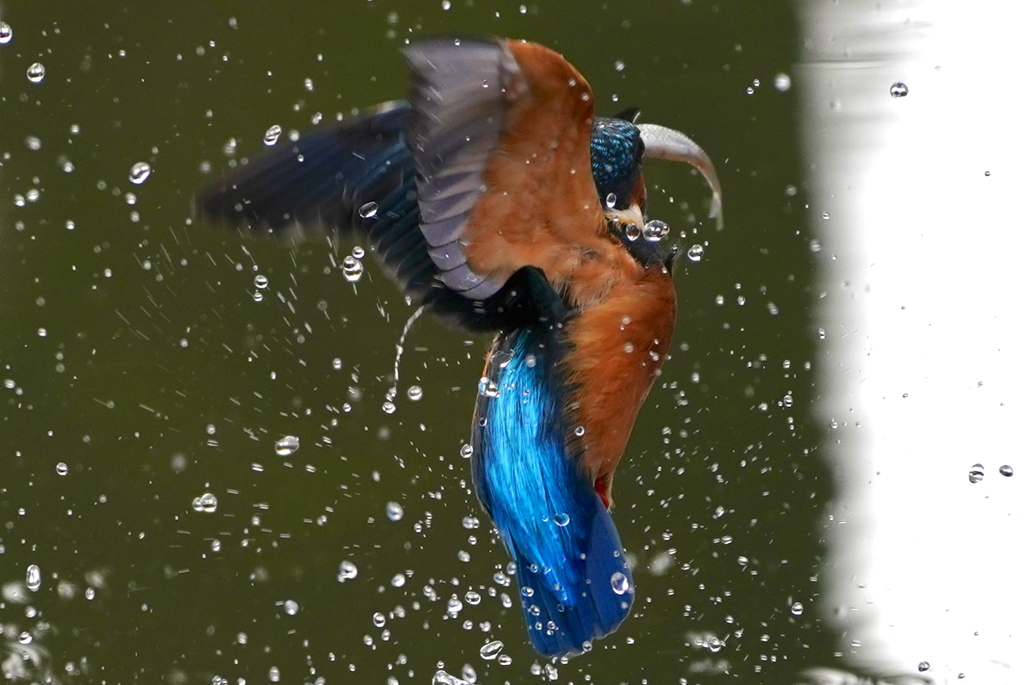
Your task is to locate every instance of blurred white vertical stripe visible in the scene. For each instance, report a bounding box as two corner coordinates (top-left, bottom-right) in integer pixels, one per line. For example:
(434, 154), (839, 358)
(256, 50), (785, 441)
(799, 0), (1024, 683)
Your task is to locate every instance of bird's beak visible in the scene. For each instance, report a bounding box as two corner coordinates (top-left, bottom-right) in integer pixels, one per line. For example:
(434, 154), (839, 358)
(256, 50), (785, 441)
(637, 123), (723, 230)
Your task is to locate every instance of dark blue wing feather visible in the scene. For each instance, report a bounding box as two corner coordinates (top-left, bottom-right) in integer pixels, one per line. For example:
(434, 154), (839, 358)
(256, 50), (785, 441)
(197, 103), (551, 331)
(471, 286), (634, 657)
(196, 102), (437, 293)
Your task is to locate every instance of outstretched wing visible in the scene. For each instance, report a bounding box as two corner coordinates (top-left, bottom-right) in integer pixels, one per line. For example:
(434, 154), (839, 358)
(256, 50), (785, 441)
(197, 37), (617, 326)
(195, 102), (445, 298)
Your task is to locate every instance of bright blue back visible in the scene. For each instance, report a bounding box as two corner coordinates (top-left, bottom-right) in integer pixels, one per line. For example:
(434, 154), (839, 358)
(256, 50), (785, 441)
(471, 324), (634, 656)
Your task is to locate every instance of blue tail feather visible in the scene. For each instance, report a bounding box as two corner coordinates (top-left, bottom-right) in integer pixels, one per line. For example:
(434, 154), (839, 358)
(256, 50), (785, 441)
(511, 491), (634, 657)
(472, 318), (634, 657)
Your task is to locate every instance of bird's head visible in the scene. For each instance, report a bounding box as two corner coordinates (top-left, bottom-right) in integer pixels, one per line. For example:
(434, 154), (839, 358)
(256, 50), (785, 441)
(590, 111), (723, 263)
(591, 116), (648, 240)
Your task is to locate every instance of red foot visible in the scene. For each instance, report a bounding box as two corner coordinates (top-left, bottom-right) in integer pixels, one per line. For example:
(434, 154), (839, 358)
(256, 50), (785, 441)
(594, 475), (612, 510)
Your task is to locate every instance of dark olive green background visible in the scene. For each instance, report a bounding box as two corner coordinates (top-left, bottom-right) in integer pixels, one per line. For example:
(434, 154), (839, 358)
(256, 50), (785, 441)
(1, 1), (832, 683)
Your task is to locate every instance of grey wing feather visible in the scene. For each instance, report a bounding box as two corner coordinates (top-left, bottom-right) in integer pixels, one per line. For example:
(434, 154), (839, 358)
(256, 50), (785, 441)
(402, 37), (519, 300)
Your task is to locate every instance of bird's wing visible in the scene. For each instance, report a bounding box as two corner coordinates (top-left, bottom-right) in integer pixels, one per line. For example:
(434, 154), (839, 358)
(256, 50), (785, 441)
(403, 37), (614, 301)
(197, 37), (616, 324)
(194, 102), (451, 299)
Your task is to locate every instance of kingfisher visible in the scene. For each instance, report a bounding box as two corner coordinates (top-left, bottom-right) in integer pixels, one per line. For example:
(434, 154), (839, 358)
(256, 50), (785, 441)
(197, 36), (721, 657)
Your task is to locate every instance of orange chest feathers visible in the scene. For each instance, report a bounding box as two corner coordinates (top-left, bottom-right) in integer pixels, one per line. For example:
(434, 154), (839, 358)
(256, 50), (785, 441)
(562, 263), (677, 505)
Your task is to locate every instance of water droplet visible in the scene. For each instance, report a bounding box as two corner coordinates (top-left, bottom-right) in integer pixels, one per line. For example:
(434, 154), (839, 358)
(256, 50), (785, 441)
(382, 400), (396, 414)
(774, 72), (792, 92)
(890, 82), (909, 98)
(56, 462), (68, 476)
(263, 124), (282, 146)
(283, 599), (299, 615)
(18, 631), (32, 645)
(553, 512), (570, 527)
(26, 62), (45, 83)
(447, 595), (464, 616)
(610, 572), (631, 595)
(999, 464), (1014, 477)
(432, 671), (467, 685)
(332, 357), (343, 371)
(358, 201), (379, 219)
(480, 639), (504, 660)
(275, 435), (300, 456)
(687, 244), (705, 261)
(192, 492), (218, 513)
(465, 590), (481, 605)
(391, 573), (406, 587)
(26, 564), (42, 592)
(337, 560), (358, 582)
(373, 612), (386, 627)
(478, 377), (500, 398)
(968, 463), (985, 483)
(342, 255), (364, 282)
(385, 501), (404, 521)
(574, 425), (585, 437)
(491, 350), (513, 368)
(624, 223), (641, 241)
(642, 219), (670, 241)
(791, 601), (804, 616)
(817, 327), (827, 340)
(614, 60), (625, 72)
(918, 661), (930, 672)
(459, 444), (474, 459)
(604, 192), (617, 208)
(407, 385), (423, 401)
(254, 274), (269, 289)
(129, 162), (152, 185)
(0, 22), (12, 44)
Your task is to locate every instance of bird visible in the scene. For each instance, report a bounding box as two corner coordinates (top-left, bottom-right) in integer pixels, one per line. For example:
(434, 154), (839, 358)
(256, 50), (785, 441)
(197, 35), (721, 657)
